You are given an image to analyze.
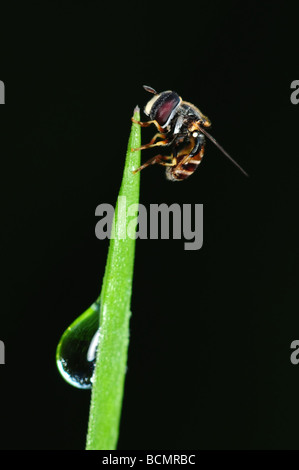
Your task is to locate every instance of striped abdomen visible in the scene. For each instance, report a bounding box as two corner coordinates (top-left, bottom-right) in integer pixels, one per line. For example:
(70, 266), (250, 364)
(166, 147), (205, 181)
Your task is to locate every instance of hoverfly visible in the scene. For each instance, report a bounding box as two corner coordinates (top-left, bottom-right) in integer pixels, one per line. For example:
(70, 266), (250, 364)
(132, 85), (248, 181)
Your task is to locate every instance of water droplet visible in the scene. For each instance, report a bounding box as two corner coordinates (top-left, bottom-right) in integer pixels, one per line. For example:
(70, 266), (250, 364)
(56, 298), (101, 389)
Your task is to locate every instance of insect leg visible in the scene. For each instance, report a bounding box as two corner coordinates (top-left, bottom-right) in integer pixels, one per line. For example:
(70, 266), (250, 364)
(131, 139), (170, 152)
(149, 133), (166, 144)
(132, 155), (177, 174)
(157, 156), (177, 167)
(131, 118), (164, 133)
(131, 133), (167, 153)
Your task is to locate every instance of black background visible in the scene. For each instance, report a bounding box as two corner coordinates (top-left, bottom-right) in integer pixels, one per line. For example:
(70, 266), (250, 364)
(1, 0), (299, 450)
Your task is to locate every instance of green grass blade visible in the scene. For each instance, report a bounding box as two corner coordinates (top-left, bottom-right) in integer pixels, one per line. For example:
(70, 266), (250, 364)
(86, 107), (141, 450)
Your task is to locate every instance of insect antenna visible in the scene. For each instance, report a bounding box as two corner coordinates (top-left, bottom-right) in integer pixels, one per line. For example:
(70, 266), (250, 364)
(199, 126), (249, 177)
(143, 85), (157, 94)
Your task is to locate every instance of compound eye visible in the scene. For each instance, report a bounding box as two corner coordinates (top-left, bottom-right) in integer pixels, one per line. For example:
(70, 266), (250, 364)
(150, 91), (181, 127)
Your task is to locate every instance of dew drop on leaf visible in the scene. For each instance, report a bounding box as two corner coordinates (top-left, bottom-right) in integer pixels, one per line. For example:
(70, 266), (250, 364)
(56, 299), (101, 389)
